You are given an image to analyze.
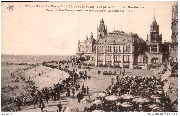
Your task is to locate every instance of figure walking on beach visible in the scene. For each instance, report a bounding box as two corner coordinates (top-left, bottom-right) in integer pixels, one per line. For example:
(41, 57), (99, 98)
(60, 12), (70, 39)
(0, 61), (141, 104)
(15, 97), (22, 111)
(72, 87), (75, 97)
(57, 102), (62, 112)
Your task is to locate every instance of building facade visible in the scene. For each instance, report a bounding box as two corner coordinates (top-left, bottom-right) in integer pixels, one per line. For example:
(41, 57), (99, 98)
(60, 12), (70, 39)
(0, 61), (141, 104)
(77, 32), (96, 61)
(169, 2), (178, 63)
(77, 19), (147, 69)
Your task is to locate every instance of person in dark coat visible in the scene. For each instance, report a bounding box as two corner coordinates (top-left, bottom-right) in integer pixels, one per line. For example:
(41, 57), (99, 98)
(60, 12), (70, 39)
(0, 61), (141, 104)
(77, 92), (80, 103)
(41, 102), (45, 112)
(67, 88), (70, 97)
(15, 97), (22, 111)
(87, 86), (89, 94)
(57, 102), (62, 112)
(72, 87), (75, 97)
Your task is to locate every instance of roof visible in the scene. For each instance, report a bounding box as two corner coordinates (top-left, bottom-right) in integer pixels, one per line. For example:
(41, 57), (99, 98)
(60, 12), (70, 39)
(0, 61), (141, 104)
(96, 32), (145, 45)
(96, 32), (133, 45)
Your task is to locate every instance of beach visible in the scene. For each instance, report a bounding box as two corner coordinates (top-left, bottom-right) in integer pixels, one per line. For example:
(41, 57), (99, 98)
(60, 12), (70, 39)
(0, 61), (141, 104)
(1, 55), (178, 112)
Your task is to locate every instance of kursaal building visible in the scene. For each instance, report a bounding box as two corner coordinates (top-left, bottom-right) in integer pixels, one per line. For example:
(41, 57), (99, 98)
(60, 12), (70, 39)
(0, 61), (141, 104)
(76, 18), (165, 69)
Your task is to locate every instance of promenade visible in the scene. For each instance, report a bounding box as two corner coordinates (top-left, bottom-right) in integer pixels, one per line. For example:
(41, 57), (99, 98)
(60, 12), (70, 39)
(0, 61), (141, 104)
(20, 62), (154, 112)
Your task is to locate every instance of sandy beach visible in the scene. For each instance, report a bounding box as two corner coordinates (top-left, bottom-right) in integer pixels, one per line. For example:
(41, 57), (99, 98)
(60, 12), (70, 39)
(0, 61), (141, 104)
(24, 65), (69, 90)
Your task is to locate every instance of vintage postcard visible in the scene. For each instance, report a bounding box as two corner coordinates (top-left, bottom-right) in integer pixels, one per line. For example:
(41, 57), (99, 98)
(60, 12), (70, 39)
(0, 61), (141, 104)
(1, 1), (178, 113)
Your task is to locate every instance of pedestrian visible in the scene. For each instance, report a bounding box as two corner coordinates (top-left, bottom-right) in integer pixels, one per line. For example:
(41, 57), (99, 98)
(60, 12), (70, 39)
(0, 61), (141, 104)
(87, 86), (89, 94)
(33, 95), (38, 108)
(78, 83), (80, 89)
(67, 88), (70, 97)
(77, 92), (80, 103)
(41, 102), (45, 112)
(82, 84), (84, 90)
(63, 107), (66, 112)
(72, 87), (75, 97)
(75, 84), (79, 91)
(45, 94), (49, 103)
(15, 97), (22, 111)
(57, 102), (62, 112)
(83, 87), (86, 95)
(111, 78), (114, 85)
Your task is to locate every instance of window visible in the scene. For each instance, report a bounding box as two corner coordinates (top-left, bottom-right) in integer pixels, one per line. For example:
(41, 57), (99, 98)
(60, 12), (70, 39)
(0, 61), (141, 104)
(123, 55), (130, 63)
(114, 46), (118, 53)
(110, 46), (112, 52)
(128, 45), (131, 53)
(106, 55), (111, 61)
(123, 46), (128, 53)
(151, 45), (157, 53)
(119, 46), (121, 52)
(115, 55), (121, 62)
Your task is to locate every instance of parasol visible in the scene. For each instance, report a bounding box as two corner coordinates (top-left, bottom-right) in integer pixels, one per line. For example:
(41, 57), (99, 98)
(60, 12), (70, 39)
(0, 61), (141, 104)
(149, 104), (158, 109)
(152, 106), (162, 112)
(151, 95), (161, 99)
(120, 102), (133, 108)
(120, 94), (134, 99)
(64, 107), (79, 112)
(105, 95), (118, 101)
(94, 92), (106, 98)
(93, 99), (103, 104)
(132, 97), (150, 103)
(92, 110), (104, 112)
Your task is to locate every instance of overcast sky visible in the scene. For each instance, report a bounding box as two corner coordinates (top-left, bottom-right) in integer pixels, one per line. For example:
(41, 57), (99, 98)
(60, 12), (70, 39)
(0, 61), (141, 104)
(2, 1), (175, 55)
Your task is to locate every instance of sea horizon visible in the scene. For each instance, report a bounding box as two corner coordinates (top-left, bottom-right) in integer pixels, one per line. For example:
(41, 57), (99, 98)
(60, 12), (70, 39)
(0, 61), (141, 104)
(1, 54), (74, 64)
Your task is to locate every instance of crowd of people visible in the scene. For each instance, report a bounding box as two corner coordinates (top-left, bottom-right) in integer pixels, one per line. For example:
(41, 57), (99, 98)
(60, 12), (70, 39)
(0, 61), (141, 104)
(84, 75), (172, 112)
(12, 59), (174, 112)
(13, 60), (91, 112)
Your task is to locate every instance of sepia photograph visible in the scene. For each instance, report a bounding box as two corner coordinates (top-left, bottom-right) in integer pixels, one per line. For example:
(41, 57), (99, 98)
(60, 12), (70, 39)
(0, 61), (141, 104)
(1, 1), (178, 113)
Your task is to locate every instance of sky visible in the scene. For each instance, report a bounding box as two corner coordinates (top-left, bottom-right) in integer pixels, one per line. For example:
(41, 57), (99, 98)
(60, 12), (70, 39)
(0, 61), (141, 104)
(2, 1), (176, 55)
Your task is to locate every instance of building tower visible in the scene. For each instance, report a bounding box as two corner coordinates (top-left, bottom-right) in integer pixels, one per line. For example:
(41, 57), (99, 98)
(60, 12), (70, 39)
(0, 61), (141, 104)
(97, 18), (107, 39)
(146, 15), (163, 66)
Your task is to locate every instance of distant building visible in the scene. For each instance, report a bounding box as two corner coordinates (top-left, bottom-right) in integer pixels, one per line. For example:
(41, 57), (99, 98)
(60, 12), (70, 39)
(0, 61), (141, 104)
(146, 16), (163, 67)
(77, 32), (96, 61)
(169, 2), (178, 63)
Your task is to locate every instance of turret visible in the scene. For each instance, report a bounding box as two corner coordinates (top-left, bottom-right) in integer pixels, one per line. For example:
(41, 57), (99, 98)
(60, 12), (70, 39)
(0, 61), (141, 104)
(97, 18), (107, 39)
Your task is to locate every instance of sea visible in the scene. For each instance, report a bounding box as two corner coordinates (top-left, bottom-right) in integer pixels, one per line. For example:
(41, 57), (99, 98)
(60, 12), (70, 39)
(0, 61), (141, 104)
(1, 54), (73, 64)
